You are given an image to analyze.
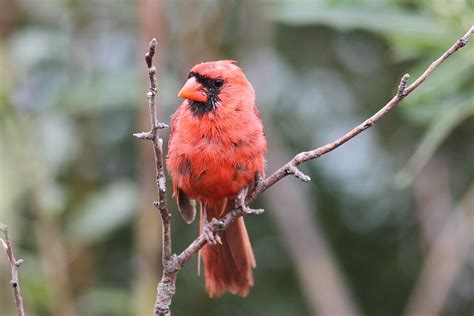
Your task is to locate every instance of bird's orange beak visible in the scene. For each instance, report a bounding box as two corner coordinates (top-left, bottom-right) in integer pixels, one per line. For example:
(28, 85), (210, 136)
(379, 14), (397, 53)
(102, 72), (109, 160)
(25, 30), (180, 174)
(178, 77), (208, 102)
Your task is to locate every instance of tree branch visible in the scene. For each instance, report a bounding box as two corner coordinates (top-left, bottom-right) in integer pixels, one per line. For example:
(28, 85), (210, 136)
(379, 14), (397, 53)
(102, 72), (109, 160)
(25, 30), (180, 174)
(0, 223), (26, 316)
(137, 26), (473, 315)
(133, 39), (174, 316)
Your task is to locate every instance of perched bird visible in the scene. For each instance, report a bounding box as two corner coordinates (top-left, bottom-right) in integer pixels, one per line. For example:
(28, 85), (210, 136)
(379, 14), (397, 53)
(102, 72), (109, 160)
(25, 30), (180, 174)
(167, 60), (267, 297)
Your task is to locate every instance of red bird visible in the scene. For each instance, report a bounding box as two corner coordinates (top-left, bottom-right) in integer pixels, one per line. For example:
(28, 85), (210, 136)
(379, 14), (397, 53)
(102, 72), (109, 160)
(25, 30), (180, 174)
(167, 60), (267, 297)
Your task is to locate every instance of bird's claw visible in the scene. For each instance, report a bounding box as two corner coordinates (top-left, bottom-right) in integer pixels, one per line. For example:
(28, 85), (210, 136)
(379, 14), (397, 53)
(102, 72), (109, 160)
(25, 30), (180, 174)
(204, 218), (223, 246)
(210, 218), (224, 230)
(236, 186), (264, 215)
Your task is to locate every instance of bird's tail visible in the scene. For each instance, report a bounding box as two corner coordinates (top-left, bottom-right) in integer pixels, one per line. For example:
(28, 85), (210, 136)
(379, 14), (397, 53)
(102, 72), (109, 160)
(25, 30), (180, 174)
(200, 199), (256, 297)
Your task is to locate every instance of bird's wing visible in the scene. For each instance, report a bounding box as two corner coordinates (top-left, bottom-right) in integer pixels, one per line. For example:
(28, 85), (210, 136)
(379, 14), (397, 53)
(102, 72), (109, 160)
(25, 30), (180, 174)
(176, 187), (196, 224)
(169, 104), (196, 224)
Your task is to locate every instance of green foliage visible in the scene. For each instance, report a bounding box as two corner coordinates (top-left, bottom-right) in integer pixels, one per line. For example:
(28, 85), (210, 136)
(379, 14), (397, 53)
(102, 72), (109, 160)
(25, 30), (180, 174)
(66, 182), (138, 243)
(397, 94), (474, 186)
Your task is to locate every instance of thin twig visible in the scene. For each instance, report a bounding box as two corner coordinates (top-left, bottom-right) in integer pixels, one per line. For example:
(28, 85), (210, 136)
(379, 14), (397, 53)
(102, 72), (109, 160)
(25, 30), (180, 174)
(1, 223), (26, 316)
(137, 26), (473, 315)
(133, 39), (174, 316)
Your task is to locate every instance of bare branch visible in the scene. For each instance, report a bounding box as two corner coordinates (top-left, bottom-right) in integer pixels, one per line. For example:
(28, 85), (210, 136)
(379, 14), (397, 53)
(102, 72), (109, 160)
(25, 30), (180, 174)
(1, 223), (26, 316)
(404, 26), (473, 96)
(140, 26), (474, 314)
(133, 39), (174, 316)
(286, 164), (311, 182)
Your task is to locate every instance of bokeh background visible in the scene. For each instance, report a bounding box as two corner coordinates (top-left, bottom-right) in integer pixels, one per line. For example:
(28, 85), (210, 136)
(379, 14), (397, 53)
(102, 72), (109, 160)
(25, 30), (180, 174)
(0, 0), (473, 315)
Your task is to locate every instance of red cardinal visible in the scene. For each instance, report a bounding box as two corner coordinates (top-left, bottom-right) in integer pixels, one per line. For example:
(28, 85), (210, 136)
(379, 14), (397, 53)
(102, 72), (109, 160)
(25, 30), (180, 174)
(167, 60), (267, 297)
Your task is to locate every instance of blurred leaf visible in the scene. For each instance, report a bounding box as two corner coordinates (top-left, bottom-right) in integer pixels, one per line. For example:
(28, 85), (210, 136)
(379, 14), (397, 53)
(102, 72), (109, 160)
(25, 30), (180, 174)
(396, 95), (474, 187)
(262, 1), (473, 60)
(55, 70), (139, 115)
(37, 114), (79, 171)
(264, 3), (452, 41)
(66, 181), (137, 242)
(36, 181), (67, 216)
(8, 29), (67, 72)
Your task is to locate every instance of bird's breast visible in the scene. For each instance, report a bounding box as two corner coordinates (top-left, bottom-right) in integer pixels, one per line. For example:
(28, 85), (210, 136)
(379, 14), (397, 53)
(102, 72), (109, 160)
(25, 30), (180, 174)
(168, 109), (266, 202)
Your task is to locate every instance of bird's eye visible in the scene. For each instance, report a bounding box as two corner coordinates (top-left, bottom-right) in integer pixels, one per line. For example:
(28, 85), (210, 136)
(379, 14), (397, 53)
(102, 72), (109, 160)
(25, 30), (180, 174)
(213, 79), (224, 88)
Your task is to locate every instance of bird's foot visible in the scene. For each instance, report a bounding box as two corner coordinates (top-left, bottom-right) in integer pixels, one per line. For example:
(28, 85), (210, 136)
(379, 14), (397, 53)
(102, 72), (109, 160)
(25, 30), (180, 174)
(236, 187), (264, 215)
(203, 218), (223, 246)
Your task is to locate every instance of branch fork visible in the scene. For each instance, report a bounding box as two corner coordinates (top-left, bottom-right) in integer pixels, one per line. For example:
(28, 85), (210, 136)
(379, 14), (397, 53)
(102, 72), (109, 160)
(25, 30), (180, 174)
(286, 164), (311, 182)
(133, 123), (168, 140)
(236, 187), (264, 216)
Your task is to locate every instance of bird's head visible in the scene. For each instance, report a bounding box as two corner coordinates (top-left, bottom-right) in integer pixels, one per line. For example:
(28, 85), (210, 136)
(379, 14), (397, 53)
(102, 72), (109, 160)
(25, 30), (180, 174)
(178, 60), (254, 116)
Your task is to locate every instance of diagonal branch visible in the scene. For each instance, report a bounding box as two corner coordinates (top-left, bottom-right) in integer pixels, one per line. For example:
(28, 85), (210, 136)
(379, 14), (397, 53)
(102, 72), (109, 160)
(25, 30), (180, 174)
(137, 26), (473, 315)
(1, 223), (26, 316)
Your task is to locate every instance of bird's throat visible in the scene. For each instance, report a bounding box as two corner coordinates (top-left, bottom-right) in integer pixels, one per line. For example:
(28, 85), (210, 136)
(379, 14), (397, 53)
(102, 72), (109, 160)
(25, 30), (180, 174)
(189, 99), (217, 117)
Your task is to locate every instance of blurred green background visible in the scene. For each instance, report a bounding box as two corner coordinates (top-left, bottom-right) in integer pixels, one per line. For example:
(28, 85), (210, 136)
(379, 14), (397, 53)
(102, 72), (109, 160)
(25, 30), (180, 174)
(0, 0), (473, 315)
